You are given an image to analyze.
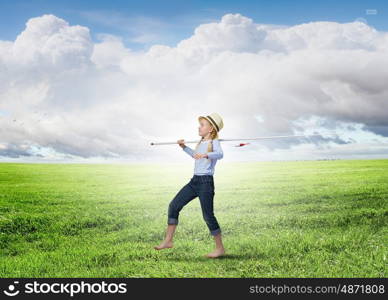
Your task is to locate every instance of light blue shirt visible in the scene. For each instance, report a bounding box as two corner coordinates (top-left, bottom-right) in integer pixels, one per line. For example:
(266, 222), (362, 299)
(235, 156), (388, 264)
(182, 139), (224, 175)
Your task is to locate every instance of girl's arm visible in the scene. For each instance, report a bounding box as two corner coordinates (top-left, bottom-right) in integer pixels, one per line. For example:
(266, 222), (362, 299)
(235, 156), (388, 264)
(206, 139), (224, 160)
(182, 145), (195, 158)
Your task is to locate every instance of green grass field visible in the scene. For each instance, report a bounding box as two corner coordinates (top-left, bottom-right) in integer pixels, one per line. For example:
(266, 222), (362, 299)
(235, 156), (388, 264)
(0, 159), (387, 277)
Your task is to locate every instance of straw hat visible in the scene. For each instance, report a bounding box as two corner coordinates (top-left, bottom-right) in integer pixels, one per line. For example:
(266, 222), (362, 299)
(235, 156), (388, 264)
(198, 113), (224, 132)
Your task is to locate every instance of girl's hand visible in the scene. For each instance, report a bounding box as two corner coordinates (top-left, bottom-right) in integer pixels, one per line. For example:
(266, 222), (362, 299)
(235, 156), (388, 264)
(177, 139), (185, 148)
(194, 153), (208, 160)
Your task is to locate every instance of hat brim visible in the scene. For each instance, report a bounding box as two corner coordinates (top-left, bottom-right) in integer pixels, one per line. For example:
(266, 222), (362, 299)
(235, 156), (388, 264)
(198, 115), (219, 132)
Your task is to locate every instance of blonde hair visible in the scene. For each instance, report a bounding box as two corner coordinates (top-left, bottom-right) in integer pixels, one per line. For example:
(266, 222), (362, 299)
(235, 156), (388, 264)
(195, 118), (219, 161)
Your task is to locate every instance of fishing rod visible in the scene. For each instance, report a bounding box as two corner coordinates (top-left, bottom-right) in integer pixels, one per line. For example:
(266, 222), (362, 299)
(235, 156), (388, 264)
(150, 132), (337, 146)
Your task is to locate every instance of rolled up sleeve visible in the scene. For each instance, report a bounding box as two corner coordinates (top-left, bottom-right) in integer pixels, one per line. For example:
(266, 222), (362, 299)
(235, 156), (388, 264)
(207, 139), (224, 160)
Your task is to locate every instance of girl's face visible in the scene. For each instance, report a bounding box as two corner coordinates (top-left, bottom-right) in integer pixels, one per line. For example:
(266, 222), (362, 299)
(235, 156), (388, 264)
(198, 118), (213, 138)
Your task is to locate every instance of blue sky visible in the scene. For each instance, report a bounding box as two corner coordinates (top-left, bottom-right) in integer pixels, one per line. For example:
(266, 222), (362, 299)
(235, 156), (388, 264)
(1, 0), (386, 50)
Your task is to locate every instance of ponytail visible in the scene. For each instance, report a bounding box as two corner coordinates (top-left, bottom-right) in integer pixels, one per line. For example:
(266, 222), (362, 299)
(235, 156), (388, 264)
(194, 136), (204, 152)
(206, 130), (219, 162)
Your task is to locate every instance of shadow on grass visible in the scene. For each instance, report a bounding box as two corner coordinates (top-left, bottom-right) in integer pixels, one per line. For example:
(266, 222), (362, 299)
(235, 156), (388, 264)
(158, 252), (265, 262)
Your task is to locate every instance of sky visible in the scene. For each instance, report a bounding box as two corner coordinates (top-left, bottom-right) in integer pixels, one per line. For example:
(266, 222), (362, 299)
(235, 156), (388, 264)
(0, 0), (388, 163)
(1, 0), (387, 51)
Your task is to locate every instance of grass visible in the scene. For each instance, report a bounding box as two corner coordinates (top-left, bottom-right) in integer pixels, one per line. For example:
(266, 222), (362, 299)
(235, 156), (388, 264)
(0, 159), (387, 277)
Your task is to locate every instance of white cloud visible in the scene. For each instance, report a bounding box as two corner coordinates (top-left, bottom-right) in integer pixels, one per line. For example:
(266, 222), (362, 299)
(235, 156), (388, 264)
(91, 33), (132, 68)
(11, 14), (93, 69)
(1, 13), (388, 162)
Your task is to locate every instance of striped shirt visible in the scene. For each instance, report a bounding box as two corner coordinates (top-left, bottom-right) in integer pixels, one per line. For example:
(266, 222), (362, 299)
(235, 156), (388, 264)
(182, 139), (224, 175)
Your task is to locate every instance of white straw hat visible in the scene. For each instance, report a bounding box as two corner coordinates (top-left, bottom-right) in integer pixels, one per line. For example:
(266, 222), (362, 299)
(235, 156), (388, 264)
(198, 113), (224, 132)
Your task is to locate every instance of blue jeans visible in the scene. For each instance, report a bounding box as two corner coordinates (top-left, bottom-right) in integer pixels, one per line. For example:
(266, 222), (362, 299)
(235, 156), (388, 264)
(167, 175), (221, 236)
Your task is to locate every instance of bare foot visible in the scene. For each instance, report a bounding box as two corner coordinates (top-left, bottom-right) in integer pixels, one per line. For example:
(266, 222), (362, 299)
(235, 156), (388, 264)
(205, 247), (225, 258)
(154, 240), (173, 250)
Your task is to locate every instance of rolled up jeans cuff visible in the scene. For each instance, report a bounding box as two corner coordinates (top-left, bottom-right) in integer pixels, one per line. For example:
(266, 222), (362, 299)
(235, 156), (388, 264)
(168, 217), (178, 225)
(210, 228), (221, 236)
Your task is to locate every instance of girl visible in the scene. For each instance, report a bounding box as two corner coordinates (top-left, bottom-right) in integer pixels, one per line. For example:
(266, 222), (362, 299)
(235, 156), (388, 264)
(154, 113), (226, 258)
